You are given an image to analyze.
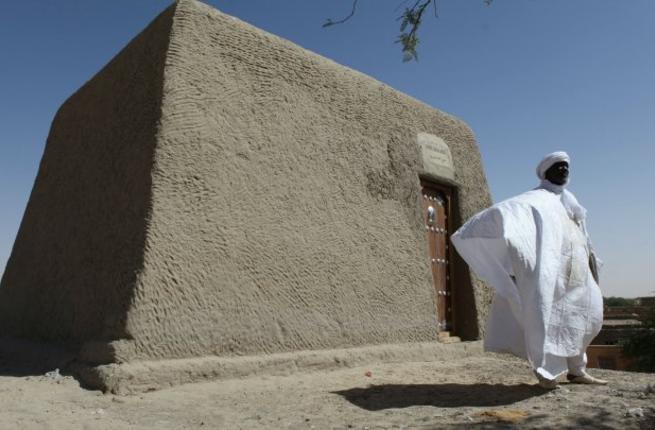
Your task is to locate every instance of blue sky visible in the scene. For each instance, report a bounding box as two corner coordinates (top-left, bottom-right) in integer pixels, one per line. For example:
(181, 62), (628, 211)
(1, 0), (653, 298)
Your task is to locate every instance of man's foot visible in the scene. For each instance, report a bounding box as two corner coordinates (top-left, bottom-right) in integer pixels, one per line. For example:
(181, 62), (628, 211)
(534, 371), (558, 389)
(566, 372), (608, 385)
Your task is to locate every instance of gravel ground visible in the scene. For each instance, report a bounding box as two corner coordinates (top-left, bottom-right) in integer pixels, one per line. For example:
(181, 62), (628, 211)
(1, 352), (654, 429)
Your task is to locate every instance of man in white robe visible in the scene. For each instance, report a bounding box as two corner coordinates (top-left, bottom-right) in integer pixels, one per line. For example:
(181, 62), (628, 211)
(451, 151), (607, 389)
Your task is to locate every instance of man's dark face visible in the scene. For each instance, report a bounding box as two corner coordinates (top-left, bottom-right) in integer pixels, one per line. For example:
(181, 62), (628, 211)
(545, 161), (569, 186)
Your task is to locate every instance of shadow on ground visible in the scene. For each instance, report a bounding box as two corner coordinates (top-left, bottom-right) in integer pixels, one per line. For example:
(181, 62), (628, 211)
(0, 337), (76, 377)
(334, 383), (549, 410)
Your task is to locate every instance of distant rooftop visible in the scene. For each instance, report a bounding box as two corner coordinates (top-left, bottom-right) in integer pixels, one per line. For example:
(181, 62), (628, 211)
(602, 319), (642, 327)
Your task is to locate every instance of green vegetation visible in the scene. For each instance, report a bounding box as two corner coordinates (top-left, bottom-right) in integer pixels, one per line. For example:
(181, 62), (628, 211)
(622, 308), (655, 372)
(603, 296), (637, 307)
(324, 0), (493, 62)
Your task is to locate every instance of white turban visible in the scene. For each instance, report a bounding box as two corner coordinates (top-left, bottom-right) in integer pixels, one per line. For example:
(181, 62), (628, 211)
(536, 151), (570, 180)
(535, 150), (586, 222)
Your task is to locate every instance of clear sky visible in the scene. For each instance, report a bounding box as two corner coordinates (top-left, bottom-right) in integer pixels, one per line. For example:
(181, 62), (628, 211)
(1, 0), (653, 298)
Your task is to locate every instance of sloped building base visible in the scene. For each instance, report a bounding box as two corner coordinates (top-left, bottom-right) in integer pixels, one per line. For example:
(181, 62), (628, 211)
(74, 341), (483, 395)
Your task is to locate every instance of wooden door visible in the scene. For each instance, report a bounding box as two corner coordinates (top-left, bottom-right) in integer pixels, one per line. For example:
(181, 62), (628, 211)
(420, 181), (453, 333)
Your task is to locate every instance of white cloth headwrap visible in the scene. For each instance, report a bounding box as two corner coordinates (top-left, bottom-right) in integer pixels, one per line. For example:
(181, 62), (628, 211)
(536, 151), (570, 180)
(534, 151), (587, 223)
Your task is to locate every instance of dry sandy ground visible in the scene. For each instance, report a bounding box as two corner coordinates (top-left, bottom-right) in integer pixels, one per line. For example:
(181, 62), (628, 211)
(1, 353), (654, 430)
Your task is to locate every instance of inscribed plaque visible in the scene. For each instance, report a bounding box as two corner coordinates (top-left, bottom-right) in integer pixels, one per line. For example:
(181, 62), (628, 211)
(417, 132), (455, 180)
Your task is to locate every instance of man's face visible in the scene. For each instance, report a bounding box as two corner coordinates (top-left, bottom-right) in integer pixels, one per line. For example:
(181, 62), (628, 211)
(545, 161), (569, 186)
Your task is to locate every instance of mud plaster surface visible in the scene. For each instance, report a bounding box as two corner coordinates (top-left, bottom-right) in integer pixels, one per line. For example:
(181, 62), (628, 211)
(1, 352), (653, 429)
(0, 0), (492, 364)
(125, 0), (492, 360)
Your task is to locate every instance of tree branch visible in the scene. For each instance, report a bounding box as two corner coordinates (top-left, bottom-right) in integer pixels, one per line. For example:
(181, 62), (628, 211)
(396, 0), (434, 61)
(323, 0), (494, 62)
(323, 0), (360, 27)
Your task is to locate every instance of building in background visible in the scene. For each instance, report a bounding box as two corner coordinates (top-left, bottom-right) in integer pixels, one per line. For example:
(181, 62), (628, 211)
(587, 296), (654, 370)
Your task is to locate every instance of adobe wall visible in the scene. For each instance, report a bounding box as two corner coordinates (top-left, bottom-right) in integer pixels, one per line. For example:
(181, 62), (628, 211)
(0, 6), (175, 343)
(120, 0), (492, 360)
(1, 0), (492, 364)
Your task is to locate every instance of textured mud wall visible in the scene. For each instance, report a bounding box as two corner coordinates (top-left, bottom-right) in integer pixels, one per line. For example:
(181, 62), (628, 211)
(121, 0), (492, 360)
(0, 0), (491, 361)
(0, 6), (175, 343)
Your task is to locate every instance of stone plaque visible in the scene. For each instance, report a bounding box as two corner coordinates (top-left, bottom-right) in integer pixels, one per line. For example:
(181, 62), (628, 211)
(417, 132), (454, 180)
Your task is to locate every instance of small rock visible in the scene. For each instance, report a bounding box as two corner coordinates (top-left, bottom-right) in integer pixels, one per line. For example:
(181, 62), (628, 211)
(111, 397), (125, 404)
(44, 368), (61, 380)
(364, 371), (372, 377)
(645, 384), (655, 395)
(92, 409), (106, 416)
(626, 407), (644, 418)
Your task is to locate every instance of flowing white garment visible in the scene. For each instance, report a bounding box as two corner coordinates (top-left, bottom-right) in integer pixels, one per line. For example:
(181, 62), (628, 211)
(451, 189), (603, 379)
